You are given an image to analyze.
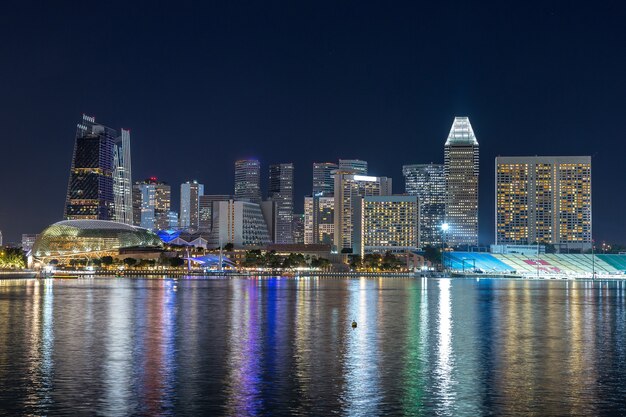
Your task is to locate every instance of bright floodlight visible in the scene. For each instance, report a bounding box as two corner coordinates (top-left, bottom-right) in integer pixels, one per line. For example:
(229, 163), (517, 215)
(441, 223), (450, 231)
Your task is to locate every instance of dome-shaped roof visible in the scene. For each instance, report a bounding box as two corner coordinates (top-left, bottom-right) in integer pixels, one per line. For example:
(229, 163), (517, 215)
(32, 220), (163, 259)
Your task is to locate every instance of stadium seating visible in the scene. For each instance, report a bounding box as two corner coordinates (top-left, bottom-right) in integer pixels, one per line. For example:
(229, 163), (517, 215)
(445, 252), (626, 276)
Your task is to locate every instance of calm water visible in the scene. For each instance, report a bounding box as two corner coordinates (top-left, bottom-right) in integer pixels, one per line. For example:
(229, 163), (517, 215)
(0, 277), (625, 416)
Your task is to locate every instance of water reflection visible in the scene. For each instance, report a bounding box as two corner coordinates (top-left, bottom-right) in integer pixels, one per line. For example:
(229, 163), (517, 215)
(0, 278), (625, 415)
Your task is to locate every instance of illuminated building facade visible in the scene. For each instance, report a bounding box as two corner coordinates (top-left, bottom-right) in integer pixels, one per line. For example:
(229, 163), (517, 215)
(268, 163), (294, 244)
(333, 170), (392, 253)
(65, 114), (116, 220)
(199, 195), (233, 231)
(32, 220), (162, 261)
(292, 214), (305, 244)
(496, 156), (592, 251)
(113, 128), (133, 224)
(312, 162), (338, 196)
(338, 159), (368, 175)
(402, 163), (446, 247)
(444, 117), (479, 247)
(210, 200), (271, 248)
(180, 181), (204, 231)
(235, 159), (261, 204)
(304, 196), (334, 245)
(362, 196), (419, 255)
(132, 178), (171, 231)
(65, 114), (132, 223)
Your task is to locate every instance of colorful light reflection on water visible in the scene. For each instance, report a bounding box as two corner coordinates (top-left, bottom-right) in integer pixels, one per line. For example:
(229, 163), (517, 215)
(0, 277), (625, 415)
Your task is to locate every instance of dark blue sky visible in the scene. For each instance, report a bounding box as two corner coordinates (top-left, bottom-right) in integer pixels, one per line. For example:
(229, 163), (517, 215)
(1, 1), (625, 244)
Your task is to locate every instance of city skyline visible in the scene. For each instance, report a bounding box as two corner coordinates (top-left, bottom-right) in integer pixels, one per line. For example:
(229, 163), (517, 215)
(1, 2), (626, 245)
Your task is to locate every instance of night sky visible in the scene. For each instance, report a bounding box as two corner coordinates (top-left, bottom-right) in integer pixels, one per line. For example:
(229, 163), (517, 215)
(1, 1), (625, 244)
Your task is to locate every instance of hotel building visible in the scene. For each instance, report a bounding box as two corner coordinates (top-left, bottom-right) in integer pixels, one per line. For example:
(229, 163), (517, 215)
(361, 195), (419, 255)
(333, 170), (392, 253)
(304, 196), (335, 245)
(495, 156), (592, 251)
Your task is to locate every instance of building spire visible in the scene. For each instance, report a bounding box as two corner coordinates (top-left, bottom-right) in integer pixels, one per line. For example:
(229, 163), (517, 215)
(445, 116), (478, 146)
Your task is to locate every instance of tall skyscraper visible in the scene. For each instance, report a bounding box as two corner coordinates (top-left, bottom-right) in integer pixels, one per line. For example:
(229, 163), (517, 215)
(312, 162), (338, 196)
(268, 163), (294, 244)
(402, 163), (446, 247)
(180, 181), (204, 231)
(235, 159), (261, 204)
(444, 117), (479, 247)
(65, 114), (116, 220)
(65, 114), (132, 223)
(338, 159), (368, 175)
(113, 128), (133, 224)
(132, 178), (171, 230)
(333, 170), (392, 253)
(496, 156), (592, 251)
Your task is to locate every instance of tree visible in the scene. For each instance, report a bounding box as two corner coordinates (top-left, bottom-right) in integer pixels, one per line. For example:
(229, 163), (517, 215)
(349, 254), (362, 270)
(223, 243), (234, 251)
(242, 250), (264, 267)
(169, 257), (185, 267)
(422, 245), (441, 265)
(101, 256), (114, 266)
(123, 258), (137, 267)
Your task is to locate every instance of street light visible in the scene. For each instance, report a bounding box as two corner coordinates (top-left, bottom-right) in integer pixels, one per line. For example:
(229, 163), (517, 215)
(441, 223), (449, 274)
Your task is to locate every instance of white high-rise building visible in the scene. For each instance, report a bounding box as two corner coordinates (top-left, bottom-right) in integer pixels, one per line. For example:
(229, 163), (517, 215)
(444, 117), (479, 247)
(113, 128), (133, 224)
(180, 181), (204, 231)
(210, 200), (271, 248)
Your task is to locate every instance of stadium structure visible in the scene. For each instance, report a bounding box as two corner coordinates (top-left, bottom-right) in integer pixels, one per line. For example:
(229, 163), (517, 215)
(444, 252), (626, 278)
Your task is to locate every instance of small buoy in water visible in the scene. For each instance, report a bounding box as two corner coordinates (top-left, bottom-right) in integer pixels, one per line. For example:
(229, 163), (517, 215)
(351, 321), (357, 328)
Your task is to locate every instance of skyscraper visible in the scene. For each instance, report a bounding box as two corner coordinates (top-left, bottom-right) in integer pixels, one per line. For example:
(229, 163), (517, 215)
(210, 199), (271, 248)
(496, 156), (592, 251)
(132, 178), (171, 230)
(312, 162), (338, 196)
(65, 114), (132, 223)
(292, 214), (305, 244)
(402, 163), (446, 247)
(180, 181), (204, 231)
(333, 170), (392, 253)
(338, 159), (368, 175)
(444, 117), (479, 247)
(65, 114), (116, 220)
(304, 196), (334, 245)
(268, 163), (294, 244)
(199, 195), (233, 231)
(113, 128), (133, 224)
(235, 159), (261, 204)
